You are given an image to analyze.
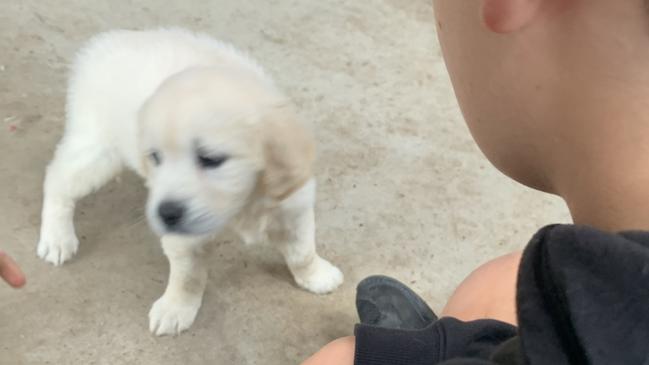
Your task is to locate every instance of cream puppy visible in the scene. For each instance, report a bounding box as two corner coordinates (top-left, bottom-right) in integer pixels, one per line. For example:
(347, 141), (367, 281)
(36, 28), (343, 336)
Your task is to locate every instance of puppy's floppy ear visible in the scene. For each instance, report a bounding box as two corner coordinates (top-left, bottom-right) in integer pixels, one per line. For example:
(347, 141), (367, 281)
(261, 103), (315, 201)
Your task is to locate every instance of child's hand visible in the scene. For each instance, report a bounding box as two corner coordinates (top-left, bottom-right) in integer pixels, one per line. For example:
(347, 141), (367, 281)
(0, 250), (26, 288)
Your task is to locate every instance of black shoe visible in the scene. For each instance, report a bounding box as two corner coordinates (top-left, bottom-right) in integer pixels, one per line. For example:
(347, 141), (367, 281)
(356, 275), (437, 330)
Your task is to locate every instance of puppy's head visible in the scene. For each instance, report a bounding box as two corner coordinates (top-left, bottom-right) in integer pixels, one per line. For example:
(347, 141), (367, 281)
(138, 66), (314, 237)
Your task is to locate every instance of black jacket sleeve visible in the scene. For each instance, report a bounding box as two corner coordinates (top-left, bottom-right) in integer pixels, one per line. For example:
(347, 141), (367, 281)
(354, 225), (649, 365)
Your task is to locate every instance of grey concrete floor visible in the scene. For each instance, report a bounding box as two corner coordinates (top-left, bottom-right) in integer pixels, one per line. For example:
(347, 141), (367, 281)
(0, 1), (570, 364)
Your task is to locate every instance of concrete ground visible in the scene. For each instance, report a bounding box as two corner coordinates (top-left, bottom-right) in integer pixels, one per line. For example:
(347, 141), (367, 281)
(0, 1), (570, 364)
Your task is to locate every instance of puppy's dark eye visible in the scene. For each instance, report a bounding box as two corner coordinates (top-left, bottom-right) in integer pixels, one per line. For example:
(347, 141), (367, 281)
(148, 150), (161, 166)
(197, 153), (228, 169)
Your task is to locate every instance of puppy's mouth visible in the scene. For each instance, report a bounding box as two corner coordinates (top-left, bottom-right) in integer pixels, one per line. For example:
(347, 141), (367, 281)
(148, 201), (222, 236)
(154, 217), (221, 237)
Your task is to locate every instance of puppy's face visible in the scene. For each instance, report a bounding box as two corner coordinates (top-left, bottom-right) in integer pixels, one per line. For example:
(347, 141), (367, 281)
(138, 67), (314, 237)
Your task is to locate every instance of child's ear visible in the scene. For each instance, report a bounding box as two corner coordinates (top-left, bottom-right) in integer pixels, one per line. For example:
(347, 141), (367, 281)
(481, 0), (543, 33)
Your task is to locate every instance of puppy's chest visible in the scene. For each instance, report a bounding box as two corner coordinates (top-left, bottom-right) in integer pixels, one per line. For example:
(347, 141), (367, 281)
(231, 206), (281, 246)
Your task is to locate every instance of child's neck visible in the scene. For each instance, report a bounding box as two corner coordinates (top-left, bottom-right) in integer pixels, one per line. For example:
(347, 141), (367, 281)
(560, 166), (649, 231)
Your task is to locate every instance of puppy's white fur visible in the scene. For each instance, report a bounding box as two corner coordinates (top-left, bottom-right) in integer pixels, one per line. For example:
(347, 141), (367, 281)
(37, 28), (343, 336)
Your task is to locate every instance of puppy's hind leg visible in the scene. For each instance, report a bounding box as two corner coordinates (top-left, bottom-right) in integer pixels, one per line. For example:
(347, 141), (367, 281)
(37, 136), (122, 265)
(149, 235), (209, 336)
(271, 181), (344, 294)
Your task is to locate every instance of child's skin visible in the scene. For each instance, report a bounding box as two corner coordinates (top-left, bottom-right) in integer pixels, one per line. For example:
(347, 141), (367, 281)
(303, 0), (649, 363)
(0, 251), (26, 288)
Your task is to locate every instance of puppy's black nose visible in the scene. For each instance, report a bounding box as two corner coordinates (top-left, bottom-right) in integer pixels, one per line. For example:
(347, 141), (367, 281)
(158, 201), (185, 227)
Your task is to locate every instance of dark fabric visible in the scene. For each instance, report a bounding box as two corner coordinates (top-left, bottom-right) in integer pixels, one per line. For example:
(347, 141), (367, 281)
(354, 225), (649, 365)
(354, 318), (516, 365)
(489, 337), (525, 365)
(516, 225), (649, 365)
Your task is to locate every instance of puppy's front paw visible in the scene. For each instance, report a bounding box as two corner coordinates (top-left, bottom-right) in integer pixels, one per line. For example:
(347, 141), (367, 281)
(148, 295), (202, 336)
(37, 233), (79, 266)
(294, 256), (344, 294)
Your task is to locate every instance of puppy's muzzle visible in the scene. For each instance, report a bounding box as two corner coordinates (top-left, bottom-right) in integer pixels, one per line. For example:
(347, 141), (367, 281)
(158, 200), (185, 228)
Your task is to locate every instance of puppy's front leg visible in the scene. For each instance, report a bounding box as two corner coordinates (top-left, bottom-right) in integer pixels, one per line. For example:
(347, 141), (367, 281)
(149, 235), (209, 336)
(273, 182), (344, 294)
